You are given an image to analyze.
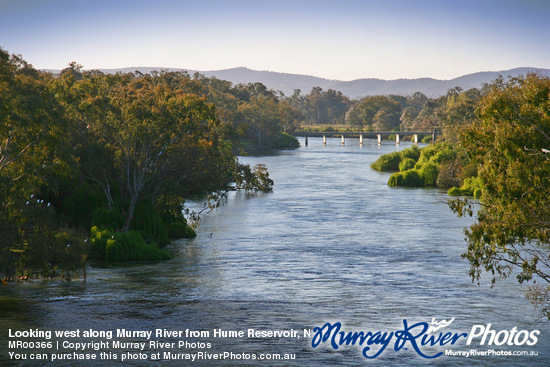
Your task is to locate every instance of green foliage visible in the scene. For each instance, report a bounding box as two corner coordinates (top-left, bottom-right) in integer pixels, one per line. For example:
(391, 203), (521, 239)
(234, 162), (274, 192)
(401, 170), (424, 186)
(399, 158), (416, 172)
(447, 176), (483, 197)
(91, 225), (174, 262)
(89, 226), (112, 260)
(415, 143), (442, 167)
(91, 208), (125, 230)
(0, 48), (287, 275)
(399, 145), (421, 161)
(371, 151), (402, 171)
(62, 186), (105, 228)
(473, 187), (482, 200)
(447, 187), (462, 196)
(290, 87), (351, 126)
(462, 177), (482, 196)
(372, 145), (422, 172)
(429, 147), (456, 165)
(388, 170), (424, 187)
(105, 231), (171, 262)
(234, 93), (301, 152)
(131, 201), (169, 246)
(274, 132), (300, 149)
(387, 172), (403, 187)
(345, 95), (401, 130)
(381, 143), (464, 189)
(418, 163), (439, 186)
(450, 74), (550, 318)
(169, 222), (196, 238)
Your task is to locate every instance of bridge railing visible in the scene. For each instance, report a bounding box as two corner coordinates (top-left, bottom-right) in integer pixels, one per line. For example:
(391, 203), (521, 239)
(291, 130), (437, 145)
(292, 130), (437, 147)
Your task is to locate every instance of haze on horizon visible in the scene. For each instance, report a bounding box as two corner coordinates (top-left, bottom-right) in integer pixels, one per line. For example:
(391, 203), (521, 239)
(1, 0), (549, 81)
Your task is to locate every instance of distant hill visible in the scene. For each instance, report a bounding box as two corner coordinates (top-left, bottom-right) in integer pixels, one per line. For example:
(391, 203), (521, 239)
(47, 66), (550, 99)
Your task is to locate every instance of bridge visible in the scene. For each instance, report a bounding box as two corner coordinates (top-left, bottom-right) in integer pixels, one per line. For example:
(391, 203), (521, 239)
(292, 130), (437, 146)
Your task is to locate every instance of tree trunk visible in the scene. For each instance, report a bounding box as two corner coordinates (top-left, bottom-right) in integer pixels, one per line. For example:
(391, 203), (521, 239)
(122, 193), (138, 232)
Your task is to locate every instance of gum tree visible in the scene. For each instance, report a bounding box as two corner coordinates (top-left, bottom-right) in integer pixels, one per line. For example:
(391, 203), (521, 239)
(80, 74), (221, 232)
(451, 73), (550, 319)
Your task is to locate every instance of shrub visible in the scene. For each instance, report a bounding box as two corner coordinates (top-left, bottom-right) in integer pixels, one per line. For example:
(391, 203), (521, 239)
(132, 201), (169, 246)
(429, 148), (456, 165)
(473, 187), (482, 199)
(274, 132), (300, 149)
(52, 228), (88, 274)
(418, 163), (439, 186)
(436, 159), (461, 188)
(105, 231), (171, 262)
(91, 208), (125, 230)
(447, 176), (483, 198)
(388, 172), (403, 186)
(89, 226), (113, 260)
(447, 187), (462, 196)
(388, 170), (424, 187)
(421, 135), (432, 143)
(415, 143), (444, 167)
(401, 170), (424, 187)
(169, 221), (196, 238)
(399, 145), (421, 161)
(371, 151), (402, 171)
(461, 176), (483, 196)
(399, 158), (416, 172)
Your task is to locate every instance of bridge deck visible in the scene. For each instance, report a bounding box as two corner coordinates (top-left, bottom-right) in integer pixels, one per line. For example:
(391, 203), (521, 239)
(292, 131), (433, 137)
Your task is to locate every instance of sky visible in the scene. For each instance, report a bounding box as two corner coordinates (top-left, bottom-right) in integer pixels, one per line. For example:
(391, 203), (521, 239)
(0, 0), (549, 81)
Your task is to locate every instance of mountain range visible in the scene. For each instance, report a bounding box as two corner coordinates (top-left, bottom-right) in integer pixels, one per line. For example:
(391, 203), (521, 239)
(48, 66), (550, 99)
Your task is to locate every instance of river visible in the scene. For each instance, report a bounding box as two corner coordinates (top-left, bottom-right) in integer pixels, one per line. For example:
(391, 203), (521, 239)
(1, 137), (548, 366)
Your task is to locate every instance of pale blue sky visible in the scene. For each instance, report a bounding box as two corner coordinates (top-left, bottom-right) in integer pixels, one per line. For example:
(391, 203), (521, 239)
(1, 0), (548, 80)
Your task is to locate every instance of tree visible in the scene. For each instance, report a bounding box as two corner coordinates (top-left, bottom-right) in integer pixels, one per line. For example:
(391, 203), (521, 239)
(0, 49), (82, 278)
(345, 95), (401, 130)
(411, 98), (446, 131)
(237, 94), (281, 150)
(399, 92), (428, 130)
(297, 87), (351, 125)
(450, 73), (550, 319)
(441, 87), (481, 142)
(81, 75), (221, 232)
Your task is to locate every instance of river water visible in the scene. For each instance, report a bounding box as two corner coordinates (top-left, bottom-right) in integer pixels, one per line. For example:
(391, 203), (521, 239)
(1, 137), (548, 366)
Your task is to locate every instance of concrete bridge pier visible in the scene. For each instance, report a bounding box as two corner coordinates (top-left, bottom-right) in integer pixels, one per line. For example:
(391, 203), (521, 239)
(323, 135), (326, 145)
(305, 136), (308, 146)
(359, 134), (363, 145)
(341, 135), (345, 145)
(377, 134), (382, 145)
(413, 134), (418, 144)
(396, 134), (400, 144)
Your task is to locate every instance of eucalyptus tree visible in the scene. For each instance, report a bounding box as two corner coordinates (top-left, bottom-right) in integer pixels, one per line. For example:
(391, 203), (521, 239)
(79, 73), (222, 232)
(0, 49), (81, 277)
(451, 73), (550, 318)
